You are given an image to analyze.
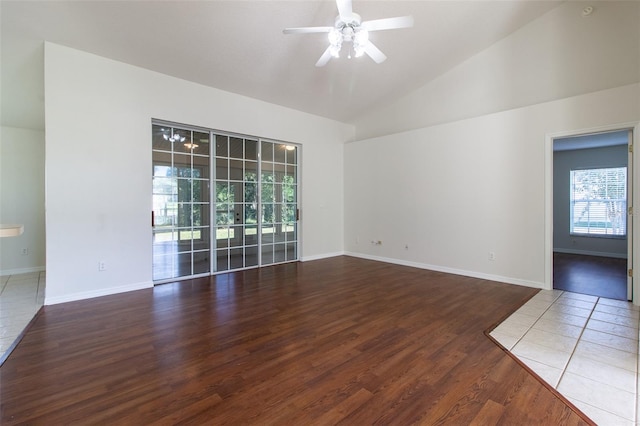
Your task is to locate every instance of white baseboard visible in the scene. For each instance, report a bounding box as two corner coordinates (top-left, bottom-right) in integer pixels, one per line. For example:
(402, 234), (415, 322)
(43, 251), (547, 305)
(553, 248), (627, 259)
(300, 251), (345, 262)
(0, 266), (46, 276)
(44, 281), (153, 306)
(343, 251), (544, 289)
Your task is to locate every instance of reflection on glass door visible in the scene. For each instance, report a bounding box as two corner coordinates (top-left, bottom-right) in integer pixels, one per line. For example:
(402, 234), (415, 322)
(214, 136), (299, 271)
(214, 135), (260, 271)
(152, 124), (211, 281)
(261, 141), (298, 265)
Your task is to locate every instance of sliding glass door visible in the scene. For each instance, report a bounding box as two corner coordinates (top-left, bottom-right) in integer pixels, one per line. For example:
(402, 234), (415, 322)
(152, 122), (299, 281)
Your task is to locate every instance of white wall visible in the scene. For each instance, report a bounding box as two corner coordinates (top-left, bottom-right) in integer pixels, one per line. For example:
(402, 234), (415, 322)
(345, 84), (640, 288)
(345, 0), (640, 290)
(0, 126), (45, 274)
(554, 144), (628, 258)
(353, 1), (640, 140)
(44, 43), (353, 304)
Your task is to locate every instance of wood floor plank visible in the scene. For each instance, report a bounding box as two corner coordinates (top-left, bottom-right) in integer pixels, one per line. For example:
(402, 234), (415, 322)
(469, 399), (505, 425)
(0, 256), (592, 424)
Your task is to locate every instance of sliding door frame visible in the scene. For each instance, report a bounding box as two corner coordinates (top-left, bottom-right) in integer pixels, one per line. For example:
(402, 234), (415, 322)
(152, 120), (301, 283)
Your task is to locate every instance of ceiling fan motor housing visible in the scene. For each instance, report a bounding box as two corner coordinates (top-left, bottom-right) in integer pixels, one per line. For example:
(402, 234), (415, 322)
(282, 0), (413, 66)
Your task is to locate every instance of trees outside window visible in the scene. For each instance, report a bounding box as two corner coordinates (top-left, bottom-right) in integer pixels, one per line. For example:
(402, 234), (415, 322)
(570, 167), (627, 236)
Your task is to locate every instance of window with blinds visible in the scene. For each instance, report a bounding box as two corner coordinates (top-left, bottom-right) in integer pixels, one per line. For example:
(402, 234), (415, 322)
(570, 167), (627, 237)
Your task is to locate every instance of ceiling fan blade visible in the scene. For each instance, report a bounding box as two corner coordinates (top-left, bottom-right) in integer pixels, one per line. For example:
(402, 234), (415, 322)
(364, 41), (387, 64)
(361, 16), (414, 31)
(315, 46), (333, 67)
(336, 0), (353, 22)
(283, 26), (333, 34)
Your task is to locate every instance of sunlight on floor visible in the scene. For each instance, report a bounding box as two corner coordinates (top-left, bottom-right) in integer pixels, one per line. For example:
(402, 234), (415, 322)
(491, 290), (639, 425)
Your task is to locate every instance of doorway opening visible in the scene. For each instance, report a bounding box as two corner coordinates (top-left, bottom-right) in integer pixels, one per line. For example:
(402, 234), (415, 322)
(552, 129), (633, 300)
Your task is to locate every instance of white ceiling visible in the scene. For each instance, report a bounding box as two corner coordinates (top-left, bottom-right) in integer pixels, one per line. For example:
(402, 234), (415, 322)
(0, 0), (563, 131)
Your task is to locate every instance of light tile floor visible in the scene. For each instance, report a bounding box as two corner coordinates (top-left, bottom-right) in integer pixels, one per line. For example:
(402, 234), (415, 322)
(0, 272), (45, 361)
(491, 290), (640, 426)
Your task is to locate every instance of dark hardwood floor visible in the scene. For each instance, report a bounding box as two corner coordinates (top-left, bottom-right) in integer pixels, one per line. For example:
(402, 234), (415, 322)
(1, 256), (591, 425)
(553, 252), (628, 300)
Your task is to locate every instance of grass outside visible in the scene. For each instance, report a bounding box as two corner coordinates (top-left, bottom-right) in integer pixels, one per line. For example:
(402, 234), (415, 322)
(154, 225), (295, 242)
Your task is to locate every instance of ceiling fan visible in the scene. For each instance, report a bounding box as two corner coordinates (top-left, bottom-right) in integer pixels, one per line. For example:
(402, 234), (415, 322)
(283, 0), (414, 67)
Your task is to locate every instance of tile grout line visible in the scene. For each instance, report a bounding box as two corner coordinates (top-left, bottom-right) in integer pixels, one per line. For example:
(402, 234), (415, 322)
(0, 272), (45, 360)
(508, 290), (564, 352)
(36, 272), (44, 304)
(0, 274), (9, 296)
(550, 295), (639, 423)
(554, 296), (599, 390)
(500, 291), (640, 424)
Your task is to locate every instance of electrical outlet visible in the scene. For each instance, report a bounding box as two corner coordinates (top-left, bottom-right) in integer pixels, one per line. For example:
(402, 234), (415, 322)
(488, 251), (496, 261)
(21, 248), (28, 256)
(98, 261), (107, 271)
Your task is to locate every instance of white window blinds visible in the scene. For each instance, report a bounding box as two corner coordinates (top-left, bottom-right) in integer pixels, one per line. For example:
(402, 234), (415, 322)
(570, 167), (627, 236)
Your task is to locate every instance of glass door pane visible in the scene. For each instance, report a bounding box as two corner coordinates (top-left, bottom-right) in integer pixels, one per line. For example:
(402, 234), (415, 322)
(214, 136), (298, 272)
(261, 141), (298, 266)
(214, 135), (261, 271)
(152, 124), (211, 281)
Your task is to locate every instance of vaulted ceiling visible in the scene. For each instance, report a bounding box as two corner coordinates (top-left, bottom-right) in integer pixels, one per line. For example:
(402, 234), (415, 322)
(1, 0), (563, 131)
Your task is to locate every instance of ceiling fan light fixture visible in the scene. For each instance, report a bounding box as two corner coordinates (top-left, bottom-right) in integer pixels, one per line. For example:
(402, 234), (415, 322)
(353, 29), (368, 57)
(163, 131), (186, 143)
(328, 28), (341, 45)
(328, 27), (343, 57)
(283, 0), (413, 66)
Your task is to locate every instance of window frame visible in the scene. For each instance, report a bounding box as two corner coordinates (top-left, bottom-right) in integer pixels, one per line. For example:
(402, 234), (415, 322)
(569, 166), (627, 238)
